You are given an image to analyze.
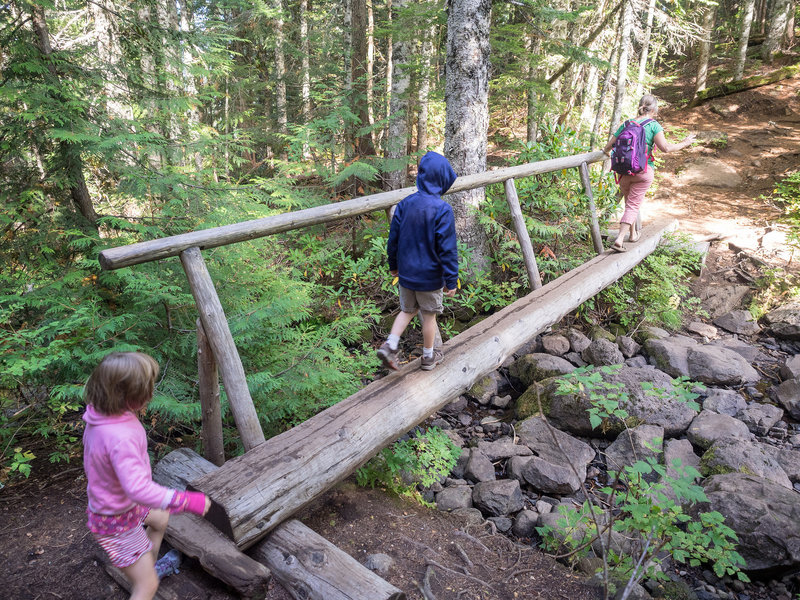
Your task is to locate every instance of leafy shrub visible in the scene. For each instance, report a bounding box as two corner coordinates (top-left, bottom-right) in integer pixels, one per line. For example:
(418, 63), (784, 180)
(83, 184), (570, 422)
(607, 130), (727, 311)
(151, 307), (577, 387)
(356, 427), (462, 503)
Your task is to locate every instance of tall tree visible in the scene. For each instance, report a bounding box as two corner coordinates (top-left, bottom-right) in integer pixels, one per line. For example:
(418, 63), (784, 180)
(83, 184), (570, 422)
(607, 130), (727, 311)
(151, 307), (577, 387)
(734, 0), (757, 80)
(694, 3), (716, 97)
(635, 0), (657, 97)
(416, 14), (437, 153)
(385, 0), (412, 190)
(444, 0), (491, 272)
(609, 0), (633, 133)
(351, 0), (376, 157)
(763, 0), (792, 62)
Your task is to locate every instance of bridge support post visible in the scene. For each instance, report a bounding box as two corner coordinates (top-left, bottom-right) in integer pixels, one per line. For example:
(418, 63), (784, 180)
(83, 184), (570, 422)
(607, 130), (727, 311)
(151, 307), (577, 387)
(503, 178), (542, 289)
(197, 318), (225, 466)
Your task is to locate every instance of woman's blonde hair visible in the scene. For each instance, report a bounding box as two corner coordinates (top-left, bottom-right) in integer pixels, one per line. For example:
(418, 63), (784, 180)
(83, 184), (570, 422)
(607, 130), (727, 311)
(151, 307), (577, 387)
(85, 352), (159, 415)
(637, 94), (659, 116)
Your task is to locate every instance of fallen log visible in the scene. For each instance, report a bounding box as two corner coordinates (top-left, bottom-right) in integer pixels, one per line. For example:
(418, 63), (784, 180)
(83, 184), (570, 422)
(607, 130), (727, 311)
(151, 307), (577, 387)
(189, 218), (679, 549)
(154, 449), (406, 600)
(688, 62), (800, 107)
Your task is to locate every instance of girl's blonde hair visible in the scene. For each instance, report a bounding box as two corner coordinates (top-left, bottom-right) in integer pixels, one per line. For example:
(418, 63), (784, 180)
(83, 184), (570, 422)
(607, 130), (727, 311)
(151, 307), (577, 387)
(85, 352), (159, 415)
(637, 94), (659, 116)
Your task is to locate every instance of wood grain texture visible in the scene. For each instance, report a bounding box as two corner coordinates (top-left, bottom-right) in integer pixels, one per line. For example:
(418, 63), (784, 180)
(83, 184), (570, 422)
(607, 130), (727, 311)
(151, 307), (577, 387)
(181, 247), (265, 451)
(190, 218), (678, 549)
(197, 318), (225, 466)
(99, 152), (605, 270)
(579, 161), (604, 255)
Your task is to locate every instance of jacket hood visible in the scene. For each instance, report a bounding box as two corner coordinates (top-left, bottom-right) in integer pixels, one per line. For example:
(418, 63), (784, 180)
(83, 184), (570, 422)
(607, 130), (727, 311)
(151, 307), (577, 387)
(416, 151), (457, 197)
(83, 403), (137, 426)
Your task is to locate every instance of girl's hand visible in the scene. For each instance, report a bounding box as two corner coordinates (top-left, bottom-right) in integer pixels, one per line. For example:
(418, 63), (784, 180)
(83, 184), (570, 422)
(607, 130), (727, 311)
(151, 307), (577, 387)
(203, 496), (212, 516)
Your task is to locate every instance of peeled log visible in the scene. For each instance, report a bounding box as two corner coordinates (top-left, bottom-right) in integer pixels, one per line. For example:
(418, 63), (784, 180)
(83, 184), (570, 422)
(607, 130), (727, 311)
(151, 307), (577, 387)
(191, 218), (679, 549)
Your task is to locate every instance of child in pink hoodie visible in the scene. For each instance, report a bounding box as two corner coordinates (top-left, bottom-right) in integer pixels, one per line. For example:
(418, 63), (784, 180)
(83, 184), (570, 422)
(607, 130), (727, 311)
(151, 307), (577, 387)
(83, 352), (210, 600)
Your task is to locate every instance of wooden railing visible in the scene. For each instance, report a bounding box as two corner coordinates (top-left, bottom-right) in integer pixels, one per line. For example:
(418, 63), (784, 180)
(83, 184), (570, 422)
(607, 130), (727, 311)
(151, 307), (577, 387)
(98, 150), (607, 454)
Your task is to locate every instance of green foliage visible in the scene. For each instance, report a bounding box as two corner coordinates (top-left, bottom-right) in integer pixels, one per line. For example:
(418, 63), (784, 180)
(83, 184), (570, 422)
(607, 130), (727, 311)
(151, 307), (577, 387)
(356, 427), (461, 503)
(770, 171), (800, 250)
(594, 233), (705, 330)
(540, 369), (746, 599)
(7, 448), (36, 479)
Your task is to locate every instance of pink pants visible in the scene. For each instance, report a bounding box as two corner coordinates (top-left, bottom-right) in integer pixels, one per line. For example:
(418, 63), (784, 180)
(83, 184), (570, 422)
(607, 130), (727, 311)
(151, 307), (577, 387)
(617, 169), (655, 225)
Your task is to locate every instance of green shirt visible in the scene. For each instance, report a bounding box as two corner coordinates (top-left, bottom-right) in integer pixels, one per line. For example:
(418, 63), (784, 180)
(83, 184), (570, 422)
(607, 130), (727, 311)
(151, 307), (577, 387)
(614, 118), (664, 167)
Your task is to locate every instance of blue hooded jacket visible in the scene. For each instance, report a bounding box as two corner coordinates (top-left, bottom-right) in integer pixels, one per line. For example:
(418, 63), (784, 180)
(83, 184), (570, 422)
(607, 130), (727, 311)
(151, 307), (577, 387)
(387, 151), (459, 291)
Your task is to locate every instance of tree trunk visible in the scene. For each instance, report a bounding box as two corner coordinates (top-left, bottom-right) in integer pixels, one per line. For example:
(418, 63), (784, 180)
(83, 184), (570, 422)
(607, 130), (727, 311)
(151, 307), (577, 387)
(609, 0), (633, 135)
(445, 0), (492, 273)
(591, 41), (619, 150)
(351, 0), (376, 157)
(735, 0), (757, 80)
(274, 0), (288, 158)
(763, 0), (791, 62)
(694, 4), (716, 96)
(301, 0), (312, 158)
(635, 0), (657, 96)
(786, 0), (796, 46)
(366, 0), (375, 136)
(385, 0), (411, 191)
(30, 3), (97, 225)
(416, 19), (436, 153)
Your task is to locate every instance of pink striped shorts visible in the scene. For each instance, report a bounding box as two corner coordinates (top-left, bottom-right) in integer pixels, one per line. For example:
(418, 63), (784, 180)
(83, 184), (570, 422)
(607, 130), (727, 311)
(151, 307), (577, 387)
(617, 169), (655, 225)
(88, 505), (152, 568)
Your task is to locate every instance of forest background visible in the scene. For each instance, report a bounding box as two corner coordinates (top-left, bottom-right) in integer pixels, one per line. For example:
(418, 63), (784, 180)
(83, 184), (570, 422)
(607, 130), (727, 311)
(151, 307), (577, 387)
(1, 0), (798, 482)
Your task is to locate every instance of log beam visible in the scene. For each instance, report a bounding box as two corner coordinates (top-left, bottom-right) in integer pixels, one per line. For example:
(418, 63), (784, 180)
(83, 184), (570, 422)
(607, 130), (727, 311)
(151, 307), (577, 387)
(688, 62), (800, 107)
(98, 152), (606, 271)
(154, 449), (405, 600)
(190, 218), (679, 549)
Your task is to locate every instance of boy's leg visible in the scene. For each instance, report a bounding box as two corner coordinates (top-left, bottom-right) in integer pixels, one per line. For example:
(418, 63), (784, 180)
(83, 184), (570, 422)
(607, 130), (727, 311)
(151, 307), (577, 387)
(121, 551), (159, 600)
(389, 310), (417, 340)
(420, 311), (438, 351)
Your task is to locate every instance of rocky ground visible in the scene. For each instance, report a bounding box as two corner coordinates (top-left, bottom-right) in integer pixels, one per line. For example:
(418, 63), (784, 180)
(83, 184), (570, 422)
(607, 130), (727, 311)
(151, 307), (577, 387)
(2, 78), (800, 600)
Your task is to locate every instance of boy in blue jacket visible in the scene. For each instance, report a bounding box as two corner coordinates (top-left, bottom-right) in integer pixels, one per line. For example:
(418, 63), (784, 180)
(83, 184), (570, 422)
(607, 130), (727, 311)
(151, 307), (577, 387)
(377, 151), (459, 371)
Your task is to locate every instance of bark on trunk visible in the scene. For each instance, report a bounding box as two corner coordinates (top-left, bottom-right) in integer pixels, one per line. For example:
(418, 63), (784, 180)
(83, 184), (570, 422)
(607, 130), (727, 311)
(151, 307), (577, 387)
(694, 5), (716, 96)
(301, 0), (312, 157)
(735, 0), (757, 80)
(444, 0), (492, 273)
(351, 0), (376, 157)
(763, 0), (791, 62)
(609, 0), (633, 136)
(635, 0), (657, 97)
(274, 0), (288, 157)
(385, 0), (411, 191)
(416, 19), (436, 153)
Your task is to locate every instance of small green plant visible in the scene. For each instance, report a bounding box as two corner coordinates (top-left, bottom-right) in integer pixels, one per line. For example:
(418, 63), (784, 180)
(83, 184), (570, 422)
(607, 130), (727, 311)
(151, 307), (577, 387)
(356, 427), (461, 503)
(539, 368), (746, 600)
(6, 447), (36, 479)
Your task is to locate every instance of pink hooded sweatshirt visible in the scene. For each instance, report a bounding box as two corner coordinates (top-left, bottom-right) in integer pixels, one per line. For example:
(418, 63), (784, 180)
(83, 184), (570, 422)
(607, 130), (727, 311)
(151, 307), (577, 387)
(83, 404), (191, 515)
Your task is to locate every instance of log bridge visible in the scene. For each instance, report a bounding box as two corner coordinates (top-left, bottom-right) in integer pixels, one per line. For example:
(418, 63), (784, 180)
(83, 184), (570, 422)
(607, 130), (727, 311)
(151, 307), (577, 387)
(98, 150), (678, 599)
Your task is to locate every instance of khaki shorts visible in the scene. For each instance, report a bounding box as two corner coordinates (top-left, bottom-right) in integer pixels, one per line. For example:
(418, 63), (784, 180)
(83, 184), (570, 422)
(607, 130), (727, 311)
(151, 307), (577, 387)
(399, 285), (444, 315)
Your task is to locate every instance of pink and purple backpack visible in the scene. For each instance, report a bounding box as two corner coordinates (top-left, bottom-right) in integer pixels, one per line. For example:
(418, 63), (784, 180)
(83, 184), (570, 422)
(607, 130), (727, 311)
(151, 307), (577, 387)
(611, 118), (653, 181)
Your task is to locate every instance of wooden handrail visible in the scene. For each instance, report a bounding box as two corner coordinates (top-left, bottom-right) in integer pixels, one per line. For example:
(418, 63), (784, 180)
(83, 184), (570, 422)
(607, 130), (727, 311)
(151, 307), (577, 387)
(98, 151), (606, 270)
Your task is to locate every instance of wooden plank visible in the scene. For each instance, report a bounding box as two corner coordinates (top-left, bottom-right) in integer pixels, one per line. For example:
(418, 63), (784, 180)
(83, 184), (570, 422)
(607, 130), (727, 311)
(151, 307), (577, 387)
(155, 449), (405, 600)
(98, 152), (606, 270)
(152, 450), (272, 599)
(181, 247), (265, 451)
(197, 318), (225, 466)
(251, 520), (406, 600)
(579, 162), (604, 255)
(503, 178), (542, 289)
(190, 218), (678, 549)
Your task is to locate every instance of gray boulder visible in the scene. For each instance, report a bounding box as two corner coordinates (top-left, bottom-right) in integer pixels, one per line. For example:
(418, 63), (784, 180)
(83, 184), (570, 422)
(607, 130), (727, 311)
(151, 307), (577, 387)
(582, 338), (625, 366)
(686, 345), (760, 385)
(604, 424), (664, 478)
(616, 335), (641, 359)
(645, 336), (697, 377)
(737, 402), (784, 434)
(464, 449), (496, 482)
(567, 328), (592, 353)
(703, 388), (747, 417)
(712, 310), (761, 336)
(686, 410), (752, 450)
(467, 371), (502, 405)
(436, 485), (474, 511)
(775, 378), (800, 420)
(508, 353), (576, 387)
(781, 354), (800, 380)
(702, 473), (800, 572)
(686, 321), (718, 338)
(764, 446), (800, 483)
(516, 417), (595, 472)
(512, 509), (540, 537)
(476, 439), (532, 461)
(710, 337), (764, 363)
(764, 301), (800, 340)
(542, 334), (570, 356)
(700, 439), (792, 488)
(664, 438), (701, 481)
(521, 456), (584, 495)
(472, 480), (525, 517)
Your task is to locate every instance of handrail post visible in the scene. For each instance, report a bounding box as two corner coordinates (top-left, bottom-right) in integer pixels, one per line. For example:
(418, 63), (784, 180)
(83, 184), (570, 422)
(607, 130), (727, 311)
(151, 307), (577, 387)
(503, 178), (542, 289)
(579, 162), (605, 255)
(181, 247), (265, 451)
(197, 318), (225, 466)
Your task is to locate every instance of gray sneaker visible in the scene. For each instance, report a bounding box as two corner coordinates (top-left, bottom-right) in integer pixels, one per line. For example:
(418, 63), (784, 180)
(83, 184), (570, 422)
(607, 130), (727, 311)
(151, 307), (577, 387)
(377, 342), (400, 371)
(420, 349), (444, 371)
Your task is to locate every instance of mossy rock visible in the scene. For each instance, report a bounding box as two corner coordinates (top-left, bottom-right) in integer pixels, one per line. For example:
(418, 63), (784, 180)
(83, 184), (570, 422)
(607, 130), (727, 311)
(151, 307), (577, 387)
(589, 325), (616, 342)
(515, 383), (549, 420)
